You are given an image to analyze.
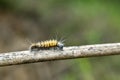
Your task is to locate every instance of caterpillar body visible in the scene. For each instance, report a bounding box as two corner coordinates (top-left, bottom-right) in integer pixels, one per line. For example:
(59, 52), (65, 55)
(29, 39), (64, 51)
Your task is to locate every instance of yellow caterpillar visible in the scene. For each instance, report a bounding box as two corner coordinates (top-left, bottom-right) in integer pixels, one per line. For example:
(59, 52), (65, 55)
(29, 39), (64, 51)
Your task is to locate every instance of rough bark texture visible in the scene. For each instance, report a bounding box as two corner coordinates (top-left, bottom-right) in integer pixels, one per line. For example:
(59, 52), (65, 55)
(0, 43), (120, 67)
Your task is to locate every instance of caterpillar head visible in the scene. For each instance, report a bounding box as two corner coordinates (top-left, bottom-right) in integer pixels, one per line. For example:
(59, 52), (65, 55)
(57, 41), (64, 50)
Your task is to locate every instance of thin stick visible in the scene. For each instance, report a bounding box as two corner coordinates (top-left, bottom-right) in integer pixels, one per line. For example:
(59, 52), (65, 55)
(0, 43), (120, 67)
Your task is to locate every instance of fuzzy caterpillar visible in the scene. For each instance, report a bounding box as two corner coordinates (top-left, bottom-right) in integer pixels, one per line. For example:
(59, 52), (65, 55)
(29, 39), (64, 51)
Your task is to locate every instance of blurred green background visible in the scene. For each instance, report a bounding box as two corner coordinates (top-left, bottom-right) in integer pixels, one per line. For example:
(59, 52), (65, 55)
(0, 0), (120, 80)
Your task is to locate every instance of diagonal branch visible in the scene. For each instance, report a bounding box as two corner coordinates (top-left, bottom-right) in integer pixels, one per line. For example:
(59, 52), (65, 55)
(0, 43), (120, 67)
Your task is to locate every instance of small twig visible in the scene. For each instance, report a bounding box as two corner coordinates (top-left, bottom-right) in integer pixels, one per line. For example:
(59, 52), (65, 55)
(0, 43), (120, 67)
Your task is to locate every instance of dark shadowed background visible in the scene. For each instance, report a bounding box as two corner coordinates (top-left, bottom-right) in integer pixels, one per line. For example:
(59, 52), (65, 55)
(0, 0), (120, 80)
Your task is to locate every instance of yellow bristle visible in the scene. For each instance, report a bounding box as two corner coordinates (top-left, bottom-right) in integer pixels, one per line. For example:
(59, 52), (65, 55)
(36, 42), (40, 47)
(52, 40), (55, 46)
(44, 41), (49, 47)
(51, 40), (56, 46)
(49, 40), (52, 46)
(40, 41), (44, 47)
(53, 40), (57, 45)
(44, 41), (46, 47)
(47, 41), (50, 47)
(51, 40), (54, 46)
